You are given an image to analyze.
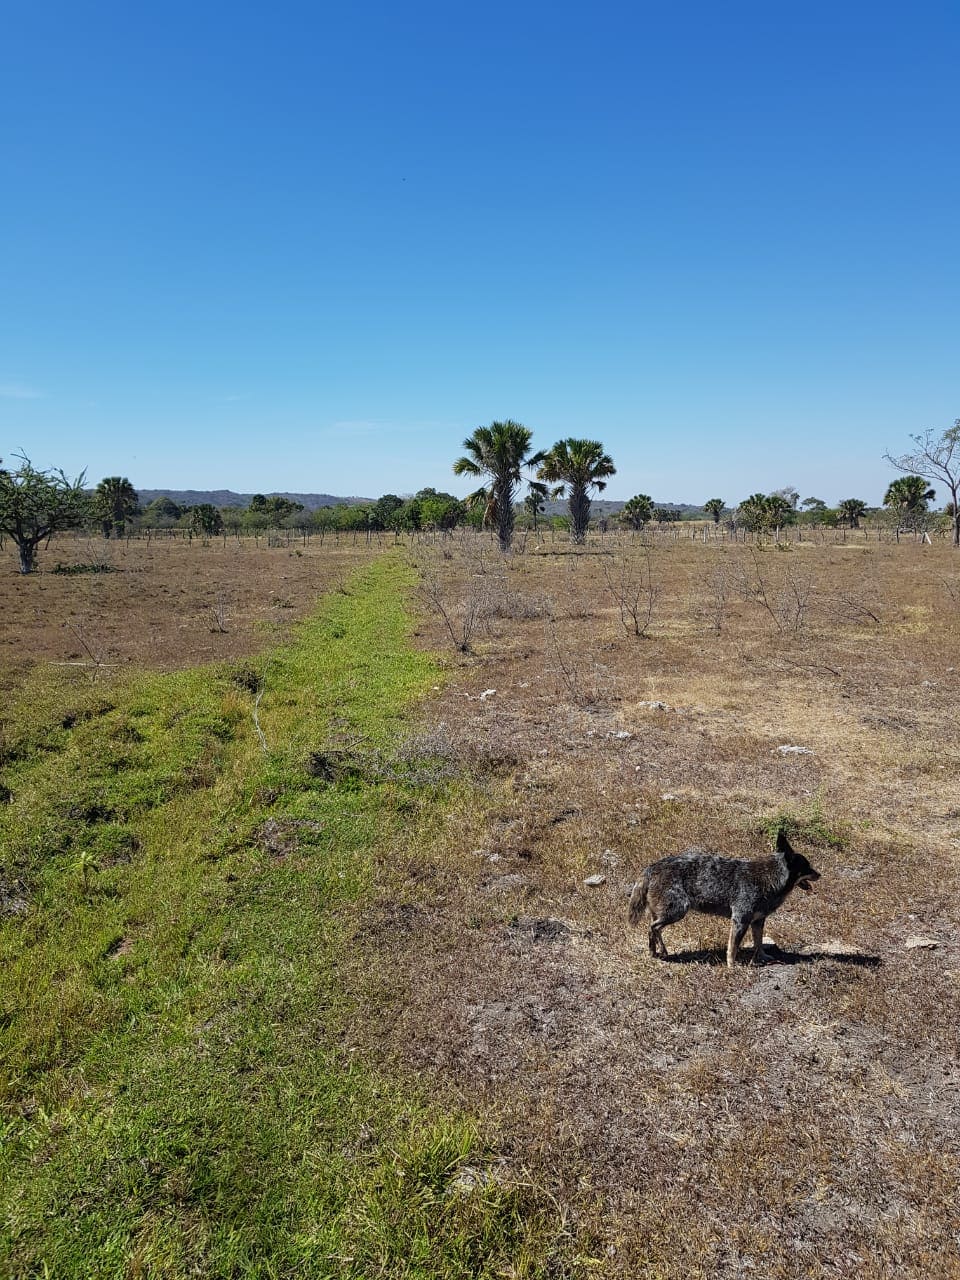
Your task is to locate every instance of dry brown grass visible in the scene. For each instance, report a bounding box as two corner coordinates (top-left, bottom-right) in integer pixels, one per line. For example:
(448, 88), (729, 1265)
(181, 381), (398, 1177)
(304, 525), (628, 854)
(354, 531), (960, 1278)
(0, 531), (379, 689)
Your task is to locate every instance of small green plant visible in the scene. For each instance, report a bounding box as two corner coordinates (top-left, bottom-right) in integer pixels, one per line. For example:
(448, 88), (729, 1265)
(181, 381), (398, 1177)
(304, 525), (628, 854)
(760, 794), (846, 850)
(75, 849), (99, 891)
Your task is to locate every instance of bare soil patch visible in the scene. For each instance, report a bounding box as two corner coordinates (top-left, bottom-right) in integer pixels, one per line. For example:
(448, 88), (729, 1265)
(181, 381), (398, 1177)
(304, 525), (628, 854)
(356, 533), (960, 1277)
(0, 532), (379, 690)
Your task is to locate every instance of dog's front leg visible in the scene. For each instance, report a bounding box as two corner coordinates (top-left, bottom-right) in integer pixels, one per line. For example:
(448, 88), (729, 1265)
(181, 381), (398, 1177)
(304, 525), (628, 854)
(727, 919), (749, 968)
(750, 920), (771, 964)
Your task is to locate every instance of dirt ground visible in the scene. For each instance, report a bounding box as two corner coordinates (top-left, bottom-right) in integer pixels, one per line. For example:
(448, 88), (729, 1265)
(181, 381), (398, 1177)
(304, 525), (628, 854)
(0, 531), (379, 690)
(356, 531), (960, 1278)
(5, 527), (960, 1275)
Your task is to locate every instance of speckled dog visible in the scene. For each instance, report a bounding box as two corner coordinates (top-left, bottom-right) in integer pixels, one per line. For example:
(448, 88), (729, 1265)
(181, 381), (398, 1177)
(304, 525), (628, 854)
(629, 832), (821, 967)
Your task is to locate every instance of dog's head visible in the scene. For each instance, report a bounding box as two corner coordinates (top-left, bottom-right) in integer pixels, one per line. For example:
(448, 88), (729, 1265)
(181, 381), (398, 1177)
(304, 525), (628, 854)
(776, 831), (821, 893)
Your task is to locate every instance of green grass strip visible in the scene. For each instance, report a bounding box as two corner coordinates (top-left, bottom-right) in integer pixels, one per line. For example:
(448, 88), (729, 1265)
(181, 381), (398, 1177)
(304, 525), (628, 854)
(0, 558), (563, 1279)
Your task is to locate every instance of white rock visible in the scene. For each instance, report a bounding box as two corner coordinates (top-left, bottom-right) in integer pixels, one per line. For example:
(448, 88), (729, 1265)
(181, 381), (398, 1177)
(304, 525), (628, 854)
(905, 935), (939, 950)
(661, 793), (679, 801)
(583, 873), (606, 887)
(479, 688), (497, 700)
(778, 745), (813, 755)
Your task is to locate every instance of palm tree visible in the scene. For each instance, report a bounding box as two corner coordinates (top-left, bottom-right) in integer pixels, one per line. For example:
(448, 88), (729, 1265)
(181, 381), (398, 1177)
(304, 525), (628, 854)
(537, 438), (616, 545)
(453, 421), (545, 552)
(620, 494), (653, 529)
(94, 476), (139, 538)
(523, 481), (549, 531)
(703, 497), (725, 524)
(883, 475), (935, 517)
(837, 498), (867, 529)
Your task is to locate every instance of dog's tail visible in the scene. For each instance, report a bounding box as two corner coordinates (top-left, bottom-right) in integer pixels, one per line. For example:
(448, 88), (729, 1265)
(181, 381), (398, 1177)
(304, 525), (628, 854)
(628, 868), (652, 928)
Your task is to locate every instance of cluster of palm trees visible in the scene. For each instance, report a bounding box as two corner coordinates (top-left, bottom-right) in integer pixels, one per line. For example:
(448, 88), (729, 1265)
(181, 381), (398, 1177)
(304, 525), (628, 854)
(451, 419), (960, 550)
(453, 420), (615, 551)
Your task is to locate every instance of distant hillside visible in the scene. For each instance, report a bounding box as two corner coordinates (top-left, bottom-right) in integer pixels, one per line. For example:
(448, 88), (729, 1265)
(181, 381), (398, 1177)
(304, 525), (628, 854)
(135, 490), (705, 516)
(137, 489), (372, 511)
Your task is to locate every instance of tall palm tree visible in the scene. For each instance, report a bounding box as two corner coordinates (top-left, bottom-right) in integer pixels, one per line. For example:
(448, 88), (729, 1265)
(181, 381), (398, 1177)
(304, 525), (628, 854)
(453, 421), (544, 552)
(883, 475), (935, 516)
(94, 476), (139, 538)
(837, 498), (867, 529)
(537, 438), (616, 545)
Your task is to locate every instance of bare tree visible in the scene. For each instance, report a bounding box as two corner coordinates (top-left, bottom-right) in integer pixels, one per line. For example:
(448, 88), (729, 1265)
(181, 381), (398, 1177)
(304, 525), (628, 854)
(696, 562), (731, 633)
(602, 547), (657, 637)
(416, 558), (490, 652)
(736, 549), (813, 634)
(885, 421), (960, 547)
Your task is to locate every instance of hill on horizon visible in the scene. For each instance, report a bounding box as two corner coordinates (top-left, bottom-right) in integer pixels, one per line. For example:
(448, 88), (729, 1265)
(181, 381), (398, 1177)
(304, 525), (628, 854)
(135, 490), (704, 515)
(137, 489), (373, 511)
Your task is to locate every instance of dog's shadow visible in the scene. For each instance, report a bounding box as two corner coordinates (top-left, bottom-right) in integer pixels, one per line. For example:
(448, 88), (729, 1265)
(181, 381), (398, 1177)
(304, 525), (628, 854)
(663, 943), (882, 969)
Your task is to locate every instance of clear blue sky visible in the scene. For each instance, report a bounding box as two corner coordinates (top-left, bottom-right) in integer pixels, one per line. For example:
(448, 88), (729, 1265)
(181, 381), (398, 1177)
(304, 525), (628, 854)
(2, 1), (957, 505)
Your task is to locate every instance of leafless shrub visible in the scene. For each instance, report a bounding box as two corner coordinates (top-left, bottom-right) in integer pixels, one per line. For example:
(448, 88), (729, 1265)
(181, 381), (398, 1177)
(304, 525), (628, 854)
(416, 560), (491, 653)
(54, 619), (113, 683)
(695, 563), (731, 634)
(736, 548), (814, 634)
(830, 589), (883, 627)
(938, 575), (960, 610)
(544, 618), (616, 706)
(602, 547), (657, 637)
(483, 583), (553, 621)
(209, 593), (229, 633)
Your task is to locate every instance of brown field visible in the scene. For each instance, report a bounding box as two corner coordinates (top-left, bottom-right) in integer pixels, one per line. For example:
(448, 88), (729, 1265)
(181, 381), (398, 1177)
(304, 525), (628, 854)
(5, 528), (960, 1276)
(357, 531), (960, 1278)
(0, 531), (378, 689)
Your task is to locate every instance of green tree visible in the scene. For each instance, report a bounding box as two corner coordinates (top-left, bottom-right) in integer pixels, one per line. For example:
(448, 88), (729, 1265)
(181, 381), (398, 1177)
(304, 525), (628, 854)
(141, 496), (183, 528)
(837, 498), (867, 529)
(885, 421), (960, 547)
(94, 476), (139, 538)
(453, 420), (545, 552)
(189, 504), (223, 537)
(537, 438), (616, 545)
(372, 494), (404, 530)
(0, 454), (90, 573)
(736, 493), (780, 533)
(620, 494), (653, 529)
(703, 497), (725, 524)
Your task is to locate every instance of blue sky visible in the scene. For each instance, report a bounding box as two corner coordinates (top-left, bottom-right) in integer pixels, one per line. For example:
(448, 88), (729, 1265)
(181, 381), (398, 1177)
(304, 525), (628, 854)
(2, 1), (957, 504)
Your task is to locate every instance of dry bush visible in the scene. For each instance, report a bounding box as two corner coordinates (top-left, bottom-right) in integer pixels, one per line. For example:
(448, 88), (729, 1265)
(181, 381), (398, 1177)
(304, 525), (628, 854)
(544, 617), (617, 707)
(482, 582), (554, 622)
(735, 547), (814, 633)
(415, 556), (491, 653)
(602, 546), (657, 637)
(693, 561), (732, 634)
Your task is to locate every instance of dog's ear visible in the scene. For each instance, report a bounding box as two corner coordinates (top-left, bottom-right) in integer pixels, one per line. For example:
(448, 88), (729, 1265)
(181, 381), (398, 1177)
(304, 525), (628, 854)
(775, 830), (794, 855)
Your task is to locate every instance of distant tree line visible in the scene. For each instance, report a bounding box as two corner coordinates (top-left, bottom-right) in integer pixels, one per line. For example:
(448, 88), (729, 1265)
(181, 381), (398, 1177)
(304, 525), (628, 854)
(2, 417), (958, 572)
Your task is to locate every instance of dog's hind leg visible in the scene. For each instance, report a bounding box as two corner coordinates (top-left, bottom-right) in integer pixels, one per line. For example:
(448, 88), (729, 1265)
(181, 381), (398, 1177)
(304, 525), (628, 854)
(750, 920), (771, 965)
(727, 918), (750, 968)
(649, 906), (685, 958)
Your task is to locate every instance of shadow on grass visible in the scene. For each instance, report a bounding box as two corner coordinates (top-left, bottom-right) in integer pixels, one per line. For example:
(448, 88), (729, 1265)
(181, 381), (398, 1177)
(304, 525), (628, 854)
(662, 943), (882, 969)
